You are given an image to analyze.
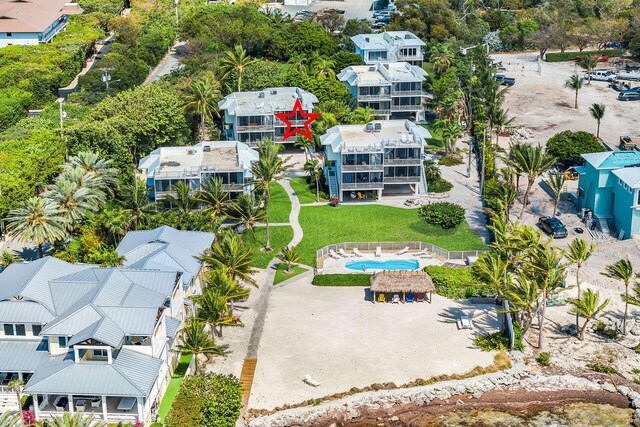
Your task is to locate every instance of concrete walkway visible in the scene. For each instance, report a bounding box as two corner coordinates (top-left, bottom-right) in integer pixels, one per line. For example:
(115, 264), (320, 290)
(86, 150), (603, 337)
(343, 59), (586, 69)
(278, 179), (303, 246)
(58, 33), (115, 98)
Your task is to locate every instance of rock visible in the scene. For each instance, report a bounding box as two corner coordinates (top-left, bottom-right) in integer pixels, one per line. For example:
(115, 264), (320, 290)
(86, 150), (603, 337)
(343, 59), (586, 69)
(634, 418), (640, 427)
(390, 416), (399, 422)
(456, 399), (464, 405)
(633, 408), (640, 419)
(603, 382), (617, 393)
(630, 325), (640, 336)
(472, 392), (484, 399)
(618, 386), (631, 397)
(632, 398), (640, 409)
(630, 392), (640, 401)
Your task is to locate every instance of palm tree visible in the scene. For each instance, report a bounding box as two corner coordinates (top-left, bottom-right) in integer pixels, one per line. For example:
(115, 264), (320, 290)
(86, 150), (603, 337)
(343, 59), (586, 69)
(7, 379), (24, 422)
(67, 152), (118, 194)
(102, 206), (131, 245)
(184, 79), (222, 140)
(177, 320), (225, 373)
(228, 193), (266, 240)
(219, 45), (258, 92)
(348, 107), (379, 124)
(563, 238), (595, 330)
(304, 159), (323, 202)
(507, 144), (556, 218)
(204, 267), (249, 317)
(311, 58), (336, 79)
(0, 250), (16, 268)
(7, 197), (68, 258)
(434, 118), (463, 155)
(543, 172), (565, 217)
(577, 55), (600, 84)
(491, 107), (514, 147)
(277, 246), (300, 273)
(568, 288), (609, 340)
(429, 43), (455, 74)
(162, 181), (194, 215)
(200, 233), (258, 287)
(564, 74), (584, 109)
(46, 179), (103, 232)
(471, 251), (508, 296)
(294, 135), (314, 161)
(622, 281), (640, 306)
(589, 103), (606, 138)
(602, 259), (635, 335)
(121, 179), (154, 230)
(250, 139), (293, 251)
(36, 413), (106, 427)
(0, 413), (21, 427)
(503, 275), (540, 335)
(196, 289), (241, 338)
(195, 177), (231, 220)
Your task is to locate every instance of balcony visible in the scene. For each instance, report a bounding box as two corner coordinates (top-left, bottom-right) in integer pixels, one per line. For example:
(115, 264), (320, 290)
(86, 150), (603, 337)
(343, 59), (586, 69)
(358, 94), (392, 101)
(391, 90), (425, 97)
(384, 176), (421, 183)
(342, 164), (384, 171)
(397, 53), (424, 62)
(274, 119), (309, 127)
(383, 158), (422, 166)
(236, 124), (274, 132)
(372, 109), (391, 116)
(391, 104), (424, 111)
(342, 182), (384, 190)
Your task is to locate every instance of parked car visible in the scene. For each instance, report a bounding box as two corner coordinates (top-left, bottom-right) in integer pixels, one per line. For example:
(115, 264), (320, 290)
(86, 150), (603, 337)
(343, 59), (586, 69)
(609, 81), (631, 91)
(617, 70), (640, 81)
(374, 15), (392, 23)
(618, 91), (640, 101)
(584, 70), (616, 82)
(538, 217), (568, 238)
(321, 8), (345, 14)
(494, 74), (515, 86)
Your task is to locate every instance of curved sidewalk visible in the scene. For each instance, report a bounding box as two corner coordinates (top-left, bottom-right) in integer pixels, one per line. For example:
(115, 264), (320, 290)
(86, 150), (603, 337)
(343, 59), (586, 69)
(277, 179), (303, 246)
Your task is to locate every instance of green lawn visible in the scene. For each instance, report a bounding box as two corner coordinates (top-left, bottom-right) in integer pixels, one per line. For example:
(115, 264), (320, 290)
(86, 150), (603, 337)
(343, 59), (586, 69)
(157, 353), (192, 421)
(267, 182), (291, 223)
(297, 205), (486, 266)
(290, 176), (322, 204)
(243, 225), (294, 268)
(273, 263), (307, 285)
(422, 123), (444, 148)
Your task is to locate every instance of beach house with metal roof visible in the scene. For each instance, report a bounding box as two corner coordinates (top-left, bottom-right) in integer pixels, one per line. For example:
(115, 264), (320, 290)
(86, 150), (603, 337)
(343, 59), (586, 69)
(0, 257), (186, 424)
(117, 225), (215, 297)
(321, 120), (430, 201)
(138, 140), (259, 202)
(218, 87), (318, 145)
(338, 62), (429, 122)
(0, 0), (83, 47)
(351, 31), (425, 66)
(577, 151), (640, 239)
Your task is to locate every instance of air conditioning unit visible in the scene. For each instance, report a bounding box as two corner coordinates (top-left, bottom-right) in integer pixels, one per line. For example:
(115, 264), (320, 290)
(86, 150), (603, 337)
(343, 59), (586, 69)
(374, 122), (382, 132)
(203, 145), (211, 152)
(187, 149), (197, 155)
(258, 92), (265, 98)
(365, 122), (374, 132)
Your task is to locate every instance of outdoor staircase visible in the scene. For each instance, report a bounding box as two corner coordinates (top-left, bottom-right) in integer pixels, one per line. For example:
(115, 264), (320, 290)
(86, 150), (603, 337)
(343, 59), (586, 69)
(418, 169), (428, 195)
(0, 392), (19, 413)
(240, 358), (258, 409)
(325, 167), (338, 198)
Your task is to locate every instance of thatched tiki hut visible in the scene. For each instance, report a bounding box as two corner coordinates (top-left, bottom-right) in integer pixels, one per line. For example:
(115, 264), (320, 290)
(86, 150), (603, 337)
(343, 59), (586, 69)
(370, 270), (435, 303)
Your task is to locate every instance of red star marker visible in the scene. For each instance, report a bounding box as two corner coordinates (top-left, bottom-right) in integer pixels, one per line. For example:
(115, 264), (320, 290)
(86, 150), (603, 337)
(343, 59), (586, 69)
(274, 98), (321, 142)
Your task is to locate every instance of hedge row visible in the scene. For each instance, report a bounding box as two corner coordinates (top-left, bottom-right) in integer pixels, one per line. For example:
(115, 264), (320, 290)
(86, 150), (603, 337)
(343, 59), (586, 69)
(424, 266), (496, 300)
(312, 274), (371, 286)
(545, 49), (624, 62)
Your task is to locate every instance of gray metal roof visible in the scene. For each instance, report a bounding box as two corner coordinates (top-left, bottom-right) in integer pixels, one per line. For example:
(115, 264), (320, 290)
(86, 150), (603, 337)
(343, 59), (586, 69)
(117, 226), (214, 255)
(165, 316), (181, 339)
(67, 317), (125, 348)
(0, 301), (54, 324)
(218, 87), (319, 116)
(24, 348), (162, 397)
(0, 339), (51, 372)
(100, 307), (158, 336)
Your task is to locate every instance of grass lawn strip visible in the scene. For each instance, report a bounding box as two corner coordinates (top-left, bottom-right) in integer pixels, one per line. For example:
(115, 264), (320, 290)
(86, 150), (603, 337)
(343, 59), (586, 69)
(273, 263), (307, 285)
(297, 205), (486, 266)
(157, 353), (192, 421)
(312, 274), (371, 286)
(267, 182), (292, 223)
(243, 226), (294, 269)
(289, 176), (321, 204)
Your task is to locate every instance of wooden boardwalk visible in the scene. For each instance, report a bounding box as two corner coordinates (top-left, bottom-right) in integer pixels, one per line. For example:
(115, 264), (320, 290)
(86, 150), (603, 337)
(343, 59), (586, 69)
(240, 358), (258, 409)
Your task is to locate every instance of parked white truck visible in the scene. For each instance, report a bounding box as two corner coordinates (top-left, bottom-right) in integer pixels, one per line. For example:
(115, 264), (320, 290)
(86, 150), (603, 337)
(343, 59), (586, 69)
(584, 70), (616, 82)
(617, 70), (640, 81)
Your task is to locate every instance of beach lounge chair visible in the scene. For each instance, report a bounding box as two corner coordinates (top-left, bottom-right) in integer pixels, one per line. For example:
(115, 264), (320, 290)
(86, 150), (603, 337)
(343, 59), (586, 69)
(404, 198), (415, 206)
(353, 248), (364, 257)
(377, 293), (386, 303)
(413, 248), (429, 256)
(53, 396), (68, 411)
(416, 293), (425, 302)
(394, 246), (409, 255)
(406, 293), (414, 303)
(392, 294), (401, 304)
(457, 316), (473, 330)
(338, 248), (353, 258)
(328, 250), (341, 260)
(375, 246), (382, 257)
(304, 374), (321, 387)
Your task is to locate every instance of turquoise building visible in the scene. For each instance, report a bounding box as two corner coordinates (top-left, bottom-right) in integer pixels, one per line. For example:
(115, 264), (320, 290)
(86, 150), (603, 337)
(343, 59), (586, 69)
(577, 151), (640, 239)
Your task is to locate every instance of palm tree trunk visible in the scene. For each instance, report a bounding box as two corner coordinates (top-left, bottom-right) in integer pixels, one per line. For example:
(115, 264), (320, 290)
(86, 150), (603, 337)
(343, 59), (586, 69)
(596, 121), (600, 138)
(552, 195), (559, 217)
(575, 266), (581, 330)
(315, 176), (320, 202)
(580, 317), (590, 340)
(538, 300), (547, 349)
(574, 90), (578, 109)
(38, 243), (44, 259)
(194, 352), (200, 373)
(237, 72), (242, 92)
(519, 179), (534, 218)
(264, 188), (271, 251)
(200, 112), (206, 140)
(623, 286), (629, 335)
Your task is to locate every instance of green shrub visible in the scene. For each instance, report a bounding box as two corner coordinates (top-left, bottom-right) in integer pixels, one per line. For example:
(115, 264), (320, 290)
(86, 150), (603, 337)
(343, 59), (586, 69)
(537, 352), (551, 366)
(427, 176), (454, 193)
(474, 331), (509, 351)
(512, 320), (524, 351)
(418, 202), (466, 229)
(593, 321), (620, 339)
(438, 154), (464, 166)
(546, 130), (604, 167)
(635, 344), (640, 354)
(165, 373), (242, 427)
(312, 274), (371, 286)
(425, 266), (494, 299)
(545, 49), (624, 62)
(587, 363), (618, 374)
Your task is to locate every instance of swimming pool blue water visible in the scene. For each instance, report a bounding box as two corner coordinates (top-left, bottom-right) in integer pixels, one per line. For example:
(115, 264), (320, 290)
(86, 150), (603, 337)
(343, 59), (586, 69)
(345, 259), (420, 271)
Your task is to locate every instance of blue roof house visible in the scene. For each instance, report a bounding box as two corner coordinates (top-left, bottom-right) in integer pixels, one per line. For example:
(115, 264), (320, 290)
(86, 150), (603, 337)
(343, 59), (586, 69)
(577, 151), (640, 239)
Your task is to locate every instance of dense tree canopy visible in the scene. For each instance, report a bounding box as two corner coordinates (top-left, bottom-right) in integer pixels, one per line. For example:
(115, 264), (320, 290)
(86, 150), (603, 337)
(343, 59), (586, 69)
(546, 130), (605, 167)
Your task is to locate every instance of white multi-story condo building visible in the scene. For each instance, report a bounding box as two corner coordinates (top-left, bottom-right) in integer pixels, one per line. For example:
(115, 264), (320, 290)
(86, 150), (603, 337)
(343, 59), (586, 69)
(351, 31), (425, 66)
(138, 141), (259, 202)
(218, 87), (319, 145)
(321, 120), (431, 202)
(338, 62), (428, 122)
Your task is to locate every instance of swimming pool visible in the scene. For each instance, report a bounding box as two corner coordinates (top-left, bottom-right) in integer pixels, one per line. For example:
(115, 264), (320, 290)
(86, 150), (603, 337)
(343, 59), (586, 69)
(345, 259), (420, 271)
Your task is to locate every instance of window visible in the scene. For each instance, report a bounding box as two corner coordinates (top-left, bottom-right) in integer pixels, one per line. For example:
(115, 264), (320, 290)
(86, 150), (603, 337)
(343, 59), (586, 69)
(15, 324), (25, 336)
(93, 349), (108, 357)
(3, 324), (14, 336)
(58, 336), (68, 348)
(6, 32), (12, 37)
(32, 324), (42, 336)
(3, 324), (26, 336)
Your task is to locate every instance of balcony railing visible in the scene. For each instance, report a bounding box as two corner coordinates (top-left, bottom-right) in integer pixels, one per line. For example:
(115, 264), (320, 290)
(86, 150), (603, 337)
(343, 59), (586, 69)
(358, 94), (392, 101)
(236, 124), (274, 132)
(391, 104), (424, 111)
(384, 176), (421, 183)
(341, 164), (384, 171)
(391, 90), (424, 97)
(341, 182), (384, 190)
(397, 53), (424, 61)
(274, 119), (308, 127)
(383, 158), (422, 166)
(373, 109), (391, 116)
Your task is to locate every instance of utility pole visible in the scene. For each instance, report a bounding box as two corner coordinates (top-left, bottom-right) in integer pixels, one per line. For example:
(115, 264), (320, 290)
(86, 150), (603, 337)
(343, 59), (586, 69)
(174, 0), (179, 28)
(480, 126), (486, 197)
(101, 67), (114, 94)
(466, 62), (473, 178)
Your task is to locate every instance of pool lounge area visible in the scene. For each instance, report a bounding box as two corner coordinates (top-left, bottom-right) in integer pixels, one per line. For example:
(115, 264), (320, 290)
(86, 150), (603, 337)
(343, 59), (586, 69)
(345, 259), (420, 272)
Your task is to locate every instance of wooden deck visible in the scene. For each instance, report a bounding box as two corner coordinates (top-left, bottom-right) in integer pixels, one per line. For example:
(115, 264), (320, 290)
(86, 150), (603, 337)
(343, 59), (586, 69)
(240, 358), (257, 409)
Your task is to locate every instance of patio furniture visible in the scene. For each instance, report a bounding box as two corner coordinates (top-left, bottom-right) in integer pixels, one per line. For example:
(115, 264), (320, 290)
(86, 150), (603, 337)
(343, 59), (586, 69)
(375, 246), (382, 257)
(304, 374), (321, 387)
(353, 248), (364, 257)
(90, 397), (102, 408)
(404, 198), (416, 206)
(456, 316), (473, 330)
(53, 396), (68, 411)
(377, 293), (386, 303)
(413, 248), (429, 256)
(394, 246), (409, 255)
(75, 399), (86, 412)
(391, 294), (401, 304)
(420, 253), (434, 259)
(117, 397), (136, 412)
(338, 248), (353, 258)
(328, 250), (341, 260)
(416, 293), (425, 302)
(406, 293), (414, 303)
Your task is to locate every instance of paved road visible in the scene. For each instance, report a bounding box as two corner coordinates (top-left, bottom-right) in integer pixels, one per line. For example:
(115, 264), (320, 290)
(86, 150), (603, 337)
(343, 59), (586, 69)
(144, 41), (186, 84)
(58, 33), (115, 98)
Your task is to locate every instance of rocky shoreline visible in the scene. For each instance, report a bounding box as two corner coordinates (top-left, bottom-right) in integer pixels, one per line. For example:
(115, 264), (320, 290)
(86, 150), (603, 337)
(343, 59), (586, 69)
(245, 352), (640, 427)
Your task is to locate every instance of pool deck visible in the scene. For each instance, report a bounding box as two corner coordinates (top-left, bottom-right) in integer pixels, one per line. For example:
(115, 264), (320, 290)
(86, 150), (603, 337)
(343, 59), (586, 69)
(318, 250), (462, 274)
